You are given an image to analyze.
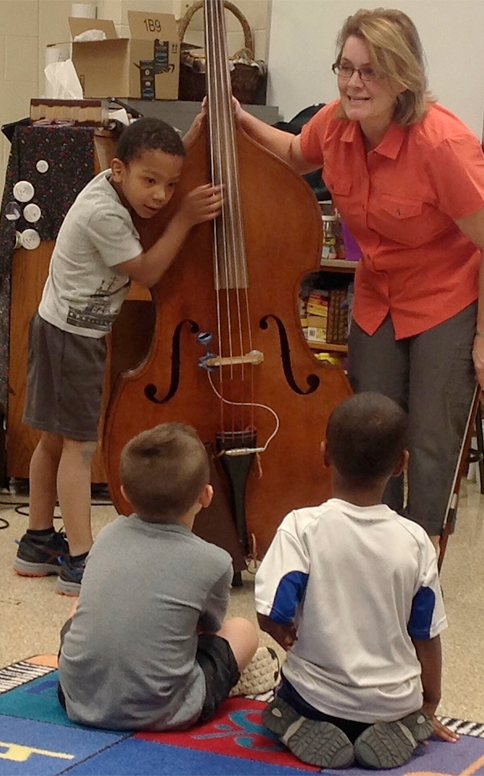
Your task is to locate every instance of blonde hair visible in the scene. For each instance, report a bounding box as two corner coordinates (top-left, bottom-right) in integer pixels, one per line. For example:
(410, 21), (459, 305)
(335, 8), (433, 126)
(120, 423), (209, 522)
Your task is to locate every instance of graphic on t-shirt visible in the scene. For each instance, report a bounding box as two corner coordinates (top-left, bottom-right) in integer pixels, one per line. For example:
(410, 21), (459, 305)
(66, 277), (130, 332)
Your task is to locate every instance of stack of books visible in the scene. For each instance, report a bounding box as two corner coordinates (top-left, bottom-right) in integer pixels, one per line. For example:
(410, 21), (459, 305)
(326, 289), (348, 344)
(300, 288), (348, 347)
(303, 290), (330, 345)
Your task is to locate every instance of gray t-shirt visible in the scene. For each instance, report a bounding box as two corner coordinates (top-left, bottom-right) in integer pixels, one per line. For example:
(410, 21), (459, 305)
(58, 515), (233, 731)
(39, 170), (143, 338)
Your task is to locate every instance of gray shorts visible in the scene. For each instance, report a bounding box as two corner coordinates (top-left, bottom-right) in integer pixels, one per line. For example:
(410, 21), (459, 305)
(23, 312), (106, 442)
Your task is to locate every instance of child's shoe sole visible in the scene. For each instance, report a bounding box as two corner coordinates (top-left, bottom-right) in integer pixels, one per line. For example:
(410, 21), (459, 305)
(263, 696), (354, 768)
(13, 558), (61, 576)
(56, 577), (81, 596)
(400, 709), (433, 742)
(354, 720), (417, 769)
(229, 646), (280, 697)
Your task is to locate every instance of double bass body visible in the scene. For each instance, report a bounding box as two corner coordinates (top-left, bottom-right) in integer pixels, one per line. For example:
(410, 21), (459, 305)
(103, 119), (351, 557)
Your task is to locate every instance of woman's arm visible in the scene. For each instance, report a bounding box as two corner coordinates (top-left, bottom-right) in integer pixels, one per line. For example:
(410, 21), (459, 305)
(234, 101), (318, 175)
(183, 98), (320, 175)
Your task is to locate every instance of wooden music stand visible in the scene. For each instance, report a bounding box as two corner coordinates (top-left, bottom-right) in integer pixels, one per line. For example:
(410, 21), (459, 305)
(438, 385), (482, 570)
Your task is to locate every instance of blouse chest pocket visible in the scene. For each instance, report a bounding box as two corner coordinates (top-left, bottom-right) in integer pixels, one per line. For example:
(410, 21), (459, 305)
(379, 194), (423, 219)
(371, 192), (430, 247)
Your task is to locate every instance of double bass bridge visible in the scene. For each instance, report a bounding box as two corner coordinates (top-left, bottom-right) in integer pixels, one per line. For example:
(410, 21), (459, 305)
(203, 349), (264, 369)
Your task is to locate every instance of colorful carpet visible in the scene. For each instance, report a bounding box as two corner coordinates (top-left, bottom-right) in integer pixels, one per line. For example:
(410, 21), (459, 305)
(1, 657), (484, 775)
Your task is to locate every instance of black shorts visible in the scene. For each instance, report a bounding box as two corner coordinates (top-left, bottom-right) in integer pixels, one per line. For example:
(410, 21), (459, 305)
(196, 633), (240, 724)
(23, 312), (106, 441)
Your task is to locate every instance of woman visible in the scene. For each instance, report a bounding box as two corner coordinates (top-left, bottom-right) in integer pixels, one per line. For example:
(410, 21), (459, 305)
(233, 7), (484, 551)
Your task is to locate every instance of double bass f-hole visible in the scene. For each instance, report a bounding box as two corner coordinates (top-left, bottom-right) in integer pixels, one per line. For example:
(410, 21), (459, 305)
(144, 319), (199, 404)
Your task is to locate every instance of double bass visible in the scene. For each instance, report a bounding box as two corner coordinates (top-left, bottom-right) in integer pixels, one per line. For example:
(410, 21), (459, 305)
(103, 0), (351, 559)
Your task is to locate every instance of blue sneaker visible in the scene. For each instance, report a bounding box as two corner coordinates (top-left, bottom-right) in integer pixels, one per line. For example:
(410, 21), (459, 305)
(56, 554), (86, 596)
(14, 530), (68, 576)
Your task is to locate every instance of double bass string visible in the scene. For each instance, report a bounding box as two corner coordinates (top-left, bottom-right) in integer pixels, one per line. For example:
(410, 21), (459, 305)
(205, 0), (255, 439)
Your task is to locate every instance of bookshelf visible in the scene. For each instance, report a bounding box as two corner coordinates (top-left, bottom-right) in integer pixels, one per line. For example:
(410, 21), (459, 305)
(301, 260), (357, 357)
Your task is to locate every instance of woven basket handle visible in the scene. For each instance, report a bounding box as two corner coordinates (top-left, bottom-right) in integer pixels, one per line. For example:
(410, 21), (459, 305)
(178, 0), (254, 58)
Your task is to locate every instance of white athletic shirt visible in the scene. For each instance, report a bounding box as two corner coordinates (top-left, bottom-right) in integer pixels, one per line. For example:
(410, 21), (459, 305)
(39, 170), (143, 338)
(255, 498), (447, 723)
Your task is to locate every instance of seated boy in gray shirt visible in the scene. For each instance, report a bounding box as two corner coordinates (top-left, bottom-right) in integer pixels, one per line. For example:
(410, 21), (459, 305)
(58, 422), (277, 731)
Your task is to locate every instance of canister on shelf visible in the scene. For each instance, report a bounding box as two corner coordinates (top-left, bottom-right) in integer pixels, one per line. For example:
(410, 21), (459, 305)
(322, 214), (340, 260)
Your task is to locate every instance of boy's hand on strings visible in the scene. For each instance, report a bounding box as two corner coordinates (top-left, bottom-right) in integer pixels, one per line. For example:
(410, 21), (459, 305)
(178, 184), (223, 227)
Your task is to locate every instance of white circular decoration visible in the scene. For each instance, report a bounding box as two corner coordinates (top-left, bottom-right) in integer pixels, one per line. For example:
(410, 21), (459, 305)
(23, 203), (41, 223)
(36, 160), (49, 173)
(20, 228), (41, 250)
(13, 181), (35, 202)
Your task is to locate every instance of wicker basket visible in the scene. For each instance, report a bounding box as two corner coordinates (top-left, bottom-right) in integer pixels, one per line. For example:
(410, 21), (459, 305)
(177, 0), (267, 105)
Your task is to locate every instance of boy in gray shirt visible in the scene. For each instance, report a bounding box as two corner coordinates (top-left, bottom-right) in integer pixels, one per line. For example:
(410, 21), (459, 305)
(15, 118), (223, 595)
(58, 422), (277, 731)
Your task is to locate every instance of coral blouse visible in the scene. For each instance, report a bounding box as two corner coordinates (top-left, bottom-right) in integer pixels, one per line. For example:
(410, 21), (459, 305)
(301, 100), (484, 338)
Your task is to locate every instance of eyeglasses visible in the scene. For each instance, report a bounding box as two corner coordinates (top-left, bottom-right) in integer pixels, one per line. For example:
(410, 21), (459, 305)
(331, 62), (378, 82)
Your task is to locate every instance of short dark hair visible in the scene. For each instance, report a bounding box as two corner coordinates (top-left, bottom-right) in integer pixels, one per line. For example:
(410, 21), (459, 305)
(120, 423), (209, 522)
(326, 392), (408, 485)
(115, 117), (186, 164)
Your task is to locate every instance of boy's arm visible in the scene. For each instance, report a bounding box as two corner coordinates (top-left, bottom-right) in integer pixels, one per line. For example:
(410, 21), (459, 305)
(412, 635), (458, 743)
(198, 563), (233, 634)
(257, 613), (297, 651)
(255, 511), (309, 651)
(116, 184), (222, 288)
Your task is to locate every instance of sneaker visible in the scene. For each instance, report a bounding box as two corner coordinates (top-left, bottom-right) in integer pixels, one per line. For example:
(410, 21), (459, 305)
(354, 720), (418, 769)
(56, 555), (86, 597)
(400, 709), (433, 742)
(14, 530), (69, 577)
(229, 646), (281, 697)
(263, 695), (354, 768)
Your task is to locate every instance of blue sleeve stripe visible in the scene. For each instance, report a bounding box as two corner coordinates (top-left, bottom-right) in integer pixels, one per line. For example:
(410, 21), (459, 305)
(269, 571), (309, 625)
(408, 585), (436, 639)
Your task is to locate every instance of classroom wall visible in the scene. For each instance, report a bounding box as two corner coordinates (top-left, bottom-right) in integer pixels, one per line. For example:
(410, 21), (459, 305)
(267, 0), (484, 138)
(0, 0), (270, 189)
(1, 0), (483, 190)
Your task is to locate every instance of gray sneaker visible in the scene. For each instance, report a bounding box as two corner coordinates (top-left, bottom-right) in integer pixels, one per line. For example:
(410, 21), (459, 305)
(400, 709), (433, 742)
(354, 720), (418, 769)
(263, 696), (354, 768)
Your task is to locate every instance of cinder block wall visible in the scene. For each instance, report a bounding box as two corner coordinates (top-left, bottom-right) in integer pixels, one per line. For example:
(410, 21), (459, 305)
(0, 0), (270, 190)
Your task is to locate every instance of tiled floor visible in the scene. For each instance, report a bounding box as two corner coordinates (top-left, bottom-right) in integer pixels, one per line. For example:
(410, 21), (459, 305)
(1, 478), (483, 722)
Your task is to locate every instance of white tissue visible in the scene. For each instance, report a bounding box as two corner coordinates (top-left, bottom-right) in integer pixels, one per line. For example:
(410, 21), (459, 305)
(73, 29), (106, 42)
(108, 108), (130, 126)
(44, 59), (83, 99)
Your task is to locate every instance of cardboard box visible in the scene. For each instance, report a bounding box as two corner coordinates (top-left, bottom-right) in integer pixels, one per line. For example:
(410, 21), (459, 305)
(69, 11), (179, 100)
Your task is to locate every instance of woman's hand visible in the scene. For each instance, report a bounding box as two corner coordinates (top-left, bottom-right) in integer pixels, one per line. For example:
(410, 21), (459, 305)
(472, 334), (484, 390)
